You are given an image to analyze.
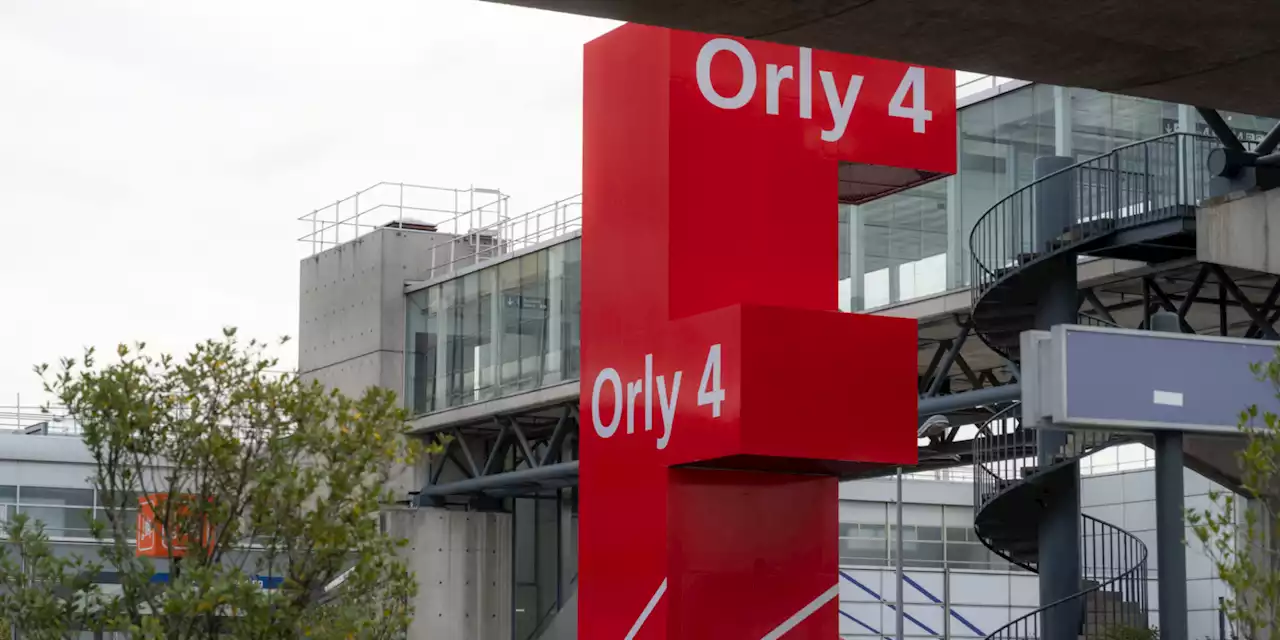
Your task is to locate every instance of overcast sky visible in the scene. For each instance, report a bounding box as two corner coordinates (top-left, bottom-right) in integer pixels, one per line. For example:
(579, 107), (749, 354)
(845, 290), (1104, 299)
(0, 0), (617, 404)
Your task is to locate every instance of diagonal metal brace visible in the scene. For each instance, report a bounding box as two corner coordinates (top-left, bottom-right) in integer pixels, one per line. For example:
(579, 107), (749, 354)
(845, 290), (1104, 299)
(540, 406), (574, 467)
(1211, 264), (1280, 339)
(1196, 108), (1246, 153)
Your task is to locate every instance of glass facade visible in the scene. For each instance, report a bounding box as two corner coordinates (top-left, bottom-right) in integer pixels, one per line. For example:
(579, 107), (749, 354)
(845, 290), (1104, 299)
(406, 237), (581, 415)
(407, 85), (1279, 406)
(513, 489), (577, 640)
(0, 484), (126, 540)
(838, 502), (1012, 571)
(843, 84), (1277, 311)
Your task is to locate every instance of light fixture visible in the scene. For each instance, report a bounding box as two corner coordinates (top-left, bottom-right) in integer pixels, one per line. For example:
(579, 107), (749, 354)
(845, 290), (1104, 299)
(917, 414), (950, 439)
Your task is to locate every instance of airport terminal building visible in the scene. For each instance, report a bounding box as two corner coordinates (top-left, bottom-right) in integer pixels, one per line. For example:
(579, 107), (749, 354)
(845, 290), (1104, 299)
(3, 70), (1275, 640)
(289, 70), (1278, 639)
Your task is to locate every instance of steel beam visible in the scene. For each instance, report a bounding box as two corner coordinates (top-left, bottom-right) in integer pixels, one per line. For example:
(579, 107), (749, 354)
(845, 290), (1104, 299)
(1083, 288), (1119, 326)
(1196, 108), (1246, 152)
(508, 416), (538, 469)
(480, 424), (512, 477)
(1213, 264), (1280, 339)
(416, 461), (582, 500)
(1146, 278), (1195, 333)
(540, 406), (574, 467)
(1175, 266), (1210, 324)
(919, 384), (1019, 419)
(1256, 121), (1280, 156)
(920, 340), (950, 393)
(451, 427), (481, 477)
(1243, 279), (1280, 338)
(953, 352), (982, 389)
(926, 322), (971, 397)
(418, 386), (1023, 498)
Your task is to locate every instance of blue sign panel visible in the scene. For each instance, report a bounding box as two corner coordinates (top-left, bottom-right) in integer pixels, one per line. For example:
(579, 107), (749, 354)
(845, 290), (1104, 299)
(1056, 325), (1280, 433)
(150, 573), (283, 589)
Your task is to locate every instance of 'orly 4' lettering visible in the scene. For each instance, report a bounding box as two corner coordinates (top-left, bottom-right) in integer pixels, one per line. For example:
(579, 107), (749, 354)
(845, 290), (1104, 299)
(590, 344), (724, 449)
(695, 38), (933, 141)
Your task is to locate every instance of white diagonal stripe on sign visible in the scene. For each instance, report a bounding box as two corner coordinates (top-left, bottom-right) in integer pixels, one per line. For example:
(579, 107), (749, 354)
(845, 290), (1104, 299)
(760, 583), (840, 640)
(624, 578), (668, 640)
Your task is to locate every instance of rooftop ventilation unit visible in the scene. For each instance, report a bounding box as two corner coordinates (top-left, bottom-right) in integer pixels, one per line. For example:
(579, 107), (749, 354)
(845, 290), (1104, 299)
(384, 218), (438, 232)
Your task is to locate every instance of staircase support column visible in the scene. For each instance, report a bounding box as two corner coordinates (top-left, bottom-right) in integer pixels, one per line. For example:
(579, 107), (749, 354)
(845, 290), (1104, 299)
(1034, 155), (1083, 640)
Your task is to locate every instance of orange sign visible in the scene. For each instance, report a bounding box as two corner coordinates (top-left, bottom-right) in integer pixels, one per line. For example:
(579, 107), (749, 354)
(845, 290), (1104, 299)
(135, 494), (214, 558)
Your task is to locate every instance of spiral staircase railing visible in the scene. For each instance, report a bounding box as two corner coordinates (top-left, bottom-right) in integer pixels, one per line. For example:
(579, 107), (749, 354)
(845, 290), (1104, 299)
(968, 132), (1218, 362)
(973, 410), (1148, 640)
(962, 133), (1222, 640)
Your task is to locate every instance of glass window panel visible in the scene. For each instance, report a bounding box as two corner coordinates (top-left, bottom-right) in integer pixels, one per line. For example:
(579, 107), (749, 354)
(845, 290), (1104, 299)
(477, 268), (496, 402)
(499, 259), (523, 390)
(445, 274), (483, 408)
(95, 508), (138, 537)
(518, 252), (548, 391)
(855, 179), (949, 308)
(19, 505), (94, 536)
(916, 526), (943, 541)
(856, 524), (885, 539)
(562, 239), (581, 380)
(839, 535), (888, 567)
(406, 286), (440, 415)
(902, 541), (945, 567)
(21, 487), (93, 506)
(0, 486), (15, 503)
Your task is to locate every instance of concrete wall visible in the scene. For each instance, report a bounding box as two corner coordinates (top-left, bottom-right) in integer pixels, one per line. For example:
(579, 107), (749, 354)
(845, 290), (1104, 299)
(385, 507), (513, 640)
(298, 226), (483, 396)
(1197, 188), (1280, 275)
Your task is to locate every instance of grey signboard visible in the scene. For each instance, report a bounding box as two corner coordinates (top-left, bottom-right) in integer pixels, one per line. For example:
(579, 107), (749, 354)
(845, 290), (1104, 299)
(1021, 325), (1280, 434)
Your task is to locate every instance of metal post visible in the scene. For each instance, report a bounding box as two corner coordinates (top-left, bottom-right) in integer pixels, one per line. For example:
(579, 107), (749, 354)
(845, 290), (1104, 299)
(943, 566), (952, 640)
(1218, 596), (1227, 640)
(1151, 310), (1189, 640)
(1033, 155), (1082, 640)
(895, 467), (905, 640)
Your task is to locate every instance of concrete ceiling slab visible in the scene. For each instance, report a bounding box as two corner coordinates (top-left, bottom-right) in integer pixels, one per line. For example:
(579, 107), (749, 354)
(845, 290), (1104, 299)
(495, 0), (1280, 117)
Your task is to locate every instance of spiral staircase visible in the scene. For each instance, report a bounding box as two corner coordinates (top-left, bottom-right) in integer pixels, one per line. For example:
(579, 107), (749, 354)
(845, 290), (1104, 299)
(967, 133), (1221, 640)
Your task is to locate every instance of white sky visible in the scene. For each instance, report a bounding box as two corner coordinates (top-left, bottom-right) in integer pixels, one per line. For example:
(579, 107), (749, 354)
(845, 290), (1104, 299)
(0, 0), (618, 403)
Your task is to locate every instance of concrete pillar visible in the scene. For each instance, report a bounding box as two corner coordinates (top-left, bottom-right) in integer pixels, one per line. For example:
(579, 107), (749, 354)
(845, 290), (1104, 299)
(384, 507), (513, 639)
(1033, 155), (1083, 640)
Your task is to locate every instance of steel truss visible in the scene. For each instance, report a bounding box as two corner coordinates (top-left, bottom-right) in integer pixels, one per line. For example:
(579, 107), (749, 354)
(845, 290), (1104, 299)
(1197, 107), (1280, 194)
(412, 263), (1280, 503)
(1083, 263), (1280, 340)
(415, 404), (580, 508)
(414, 382), (1023, 503)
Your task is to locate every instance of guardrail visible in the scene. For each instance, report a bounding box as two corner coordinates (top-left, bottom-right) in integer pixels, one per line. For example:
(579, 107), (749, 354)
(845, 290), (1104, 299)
(970, 132), (1217, 302)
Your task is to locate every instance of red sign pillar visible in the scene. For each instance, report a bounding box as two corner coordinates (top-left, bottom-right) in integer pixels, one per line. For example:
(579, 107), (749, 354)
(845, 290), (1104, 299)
(581, 25), (955, 638)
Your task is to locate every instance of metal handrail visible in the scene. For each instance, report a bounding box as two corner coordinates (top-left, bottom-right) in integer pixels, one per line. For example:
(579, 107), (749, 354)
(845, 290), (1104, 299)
(968, 132), (1217, 303)
(973, 409), (1149, 640)
(981, 514), (1150, 640)
(418, 194), (581, 283)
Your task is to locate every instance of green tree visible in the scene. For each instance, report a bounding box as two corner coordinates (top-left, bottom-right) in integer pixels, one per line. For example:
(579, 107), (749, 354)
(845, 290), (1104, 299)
(0, 515), (109, 640)
(1187, 350), (1280, 640)
(0, 328), (425, 639)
